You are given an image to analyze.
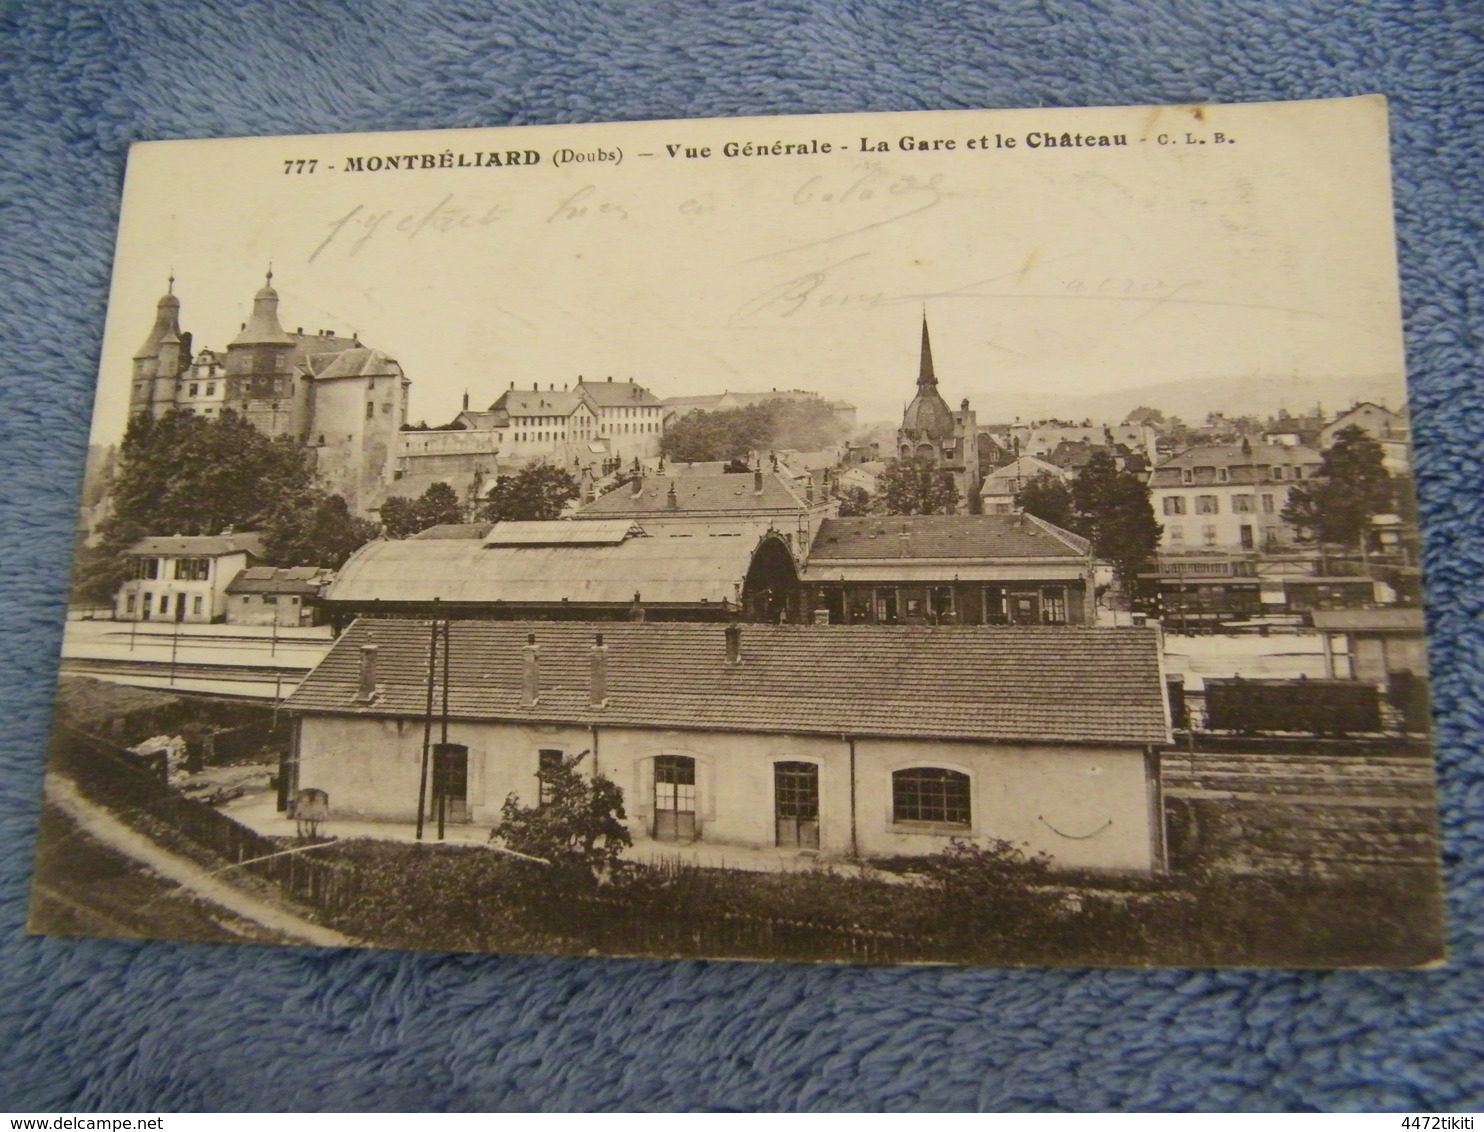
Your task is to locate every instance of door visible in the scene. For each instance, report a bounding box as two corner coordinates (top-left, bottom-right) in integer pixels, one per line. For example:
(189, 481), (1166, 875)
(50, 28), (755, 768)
(774, 761), (820, 849)
(430, 742), (470, 823)
(653, 755), (697, 841)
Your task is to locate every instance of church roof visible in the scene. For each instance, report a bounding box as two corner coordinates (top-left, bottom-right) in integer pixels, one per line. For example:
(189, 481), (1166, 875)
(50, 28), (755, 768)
(285, 619), (1171, 746)
(899, 315), (958, 438)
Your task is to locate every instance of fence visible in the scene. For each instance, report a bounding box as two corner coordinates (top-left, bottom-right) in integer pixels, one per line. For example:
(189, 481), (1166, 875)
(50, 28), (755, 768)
(52, 723), (356, 912)
(567, 894), (945, 963)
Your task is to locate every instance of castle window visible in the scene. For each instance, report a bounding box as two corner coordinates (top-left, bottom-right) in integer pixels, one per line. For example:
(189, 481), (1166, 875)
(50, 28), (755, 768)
(189, 383), (199, 396)
(1196, 495), (1219, 514)
(1163, 496), (1187, 516)
(366, 403), (375, 419)
(206, 383), (215, 396)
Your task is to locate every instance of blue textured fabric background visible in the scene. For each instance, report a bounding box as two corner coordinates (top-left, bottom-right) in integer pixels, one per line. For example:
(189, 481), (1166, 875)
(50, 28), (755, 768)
(2, 1), (1480, 1112)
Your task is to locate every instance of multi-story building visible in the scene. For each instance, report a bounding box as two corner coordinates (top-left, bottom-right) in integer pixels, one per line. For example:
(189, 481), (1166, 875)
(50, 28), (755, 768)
(1148, 441), (1322, 553)
(114, 532), (265, 624)
(129, 275), (410, 516)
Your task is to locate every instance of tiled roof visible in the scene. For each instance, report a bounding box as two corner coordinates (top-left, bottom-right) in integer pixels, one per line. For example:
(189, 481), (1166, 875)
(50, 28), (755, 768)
(492, 388), (589, 417)
(310, 347), (403, 381)
(126, 533), (266, 559)
(285, 620), (1170, 746)
(808, 515), (1090, 561)
(981, 456), (1067, 491)
(226, 566), (327, 595)
(576, 379), (664, 408)
(1157, 443), (1320, 470)
(575, 472), (809, 517)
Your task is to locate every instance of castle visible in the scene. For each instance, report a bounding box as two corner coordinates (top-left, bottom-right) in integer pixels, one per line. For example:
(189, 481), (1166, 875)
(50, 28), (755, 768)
(129, 273), (409, 515)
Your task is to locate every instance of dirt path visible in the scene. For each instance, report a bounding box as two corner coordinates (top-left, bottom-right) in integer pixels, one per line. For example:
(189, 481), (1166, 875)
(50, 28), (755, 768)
(44, 773), (357, 948)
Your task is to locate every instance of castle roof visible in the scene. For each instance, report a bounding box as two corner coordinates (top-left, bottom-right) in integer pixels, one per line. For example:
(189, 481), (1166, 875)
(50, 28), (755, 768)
(134, 281), (184, 360)
(229, 271), (296, 348)
(309, 347), (403, 381)
(125, 533), (266, 559)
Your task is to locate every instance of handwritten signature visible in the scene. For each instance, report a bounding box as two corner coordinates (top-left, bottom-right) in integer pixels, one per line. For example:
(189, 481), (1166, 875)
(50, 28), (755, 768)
(309, 195), (511, 262)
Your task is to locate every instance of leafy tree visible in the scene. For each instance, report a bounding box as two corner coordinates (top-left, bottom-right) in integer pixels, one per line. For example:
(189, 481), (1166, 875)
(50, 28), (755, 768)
(660, 398), (847, 464)
(478, 464), (580, 522)
(262, 490), (378, 569)
(1071, 450), (1161, 596)
(836, 485), (874, 517)
(1124, 406), (1165, 426)
(76, 409), (370, 601)
(490, 750), (632, 882)
(872, 454), (960, 515)
(1281, 425), (1395, 548)
(381, 481), (465, 538)
(1013, 472), (1076, 531)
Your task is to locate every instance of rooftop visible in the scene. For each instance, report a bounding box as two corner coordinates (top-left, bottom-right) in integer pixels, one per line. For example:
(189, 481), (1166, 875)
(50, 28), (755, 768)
(575, 471), (812, 517)
(1157, 442), (1321, 470)
(324, 523), (784, 608)
(126, 533), (267, 559)
(225, 566), (329, 595)
(807, 515), (1090, 561)
(575, 378), (664, 408)
(286, 620), (1171, 746)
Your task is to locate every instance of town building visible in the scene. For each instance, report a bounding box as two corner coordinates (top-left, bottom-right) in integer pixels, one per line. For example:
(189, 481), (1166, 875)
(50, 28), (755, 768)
(281, 619), (1172, 872)
(1319, 402), (1411, 474)
(896, 317), (981, 511)
(1148, 440), (1323, 553)
(1007, 421), (1161, 467)
(316, 519), (801, 627)
(114, 532), (266, 623)
(979, 454), (1070, 514)
(225, 566), (334, 628)
(801, 514), (1095, 626)
(574, 467), (836, 554)
(129, 275), (410, 515)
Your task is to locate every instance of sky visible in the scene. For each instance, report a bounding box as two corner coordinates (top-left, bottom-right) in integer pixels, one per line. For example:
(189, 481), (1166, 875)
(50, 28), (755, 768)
(92, 96), (1408, 444)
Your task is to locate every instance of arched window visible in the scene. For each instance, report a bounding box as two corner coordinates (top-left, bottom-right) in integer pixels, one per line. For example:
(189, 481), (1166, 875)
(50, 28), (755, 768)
(653, 755), (697, 841)
(892, 767), (970, 826)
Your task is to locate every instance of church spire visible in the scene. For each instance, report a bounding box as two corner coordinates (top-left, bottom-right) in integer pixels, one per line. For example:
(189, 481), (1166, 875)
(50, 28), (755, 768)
(918, 310), (937, 388)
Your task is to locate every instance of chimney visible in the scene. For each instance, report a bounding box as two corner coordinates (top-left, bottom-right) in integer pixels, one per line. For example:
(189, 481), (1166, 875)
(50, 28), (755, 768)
(805, 480), (814, 504)
(754, 468), (764, 494)
(631, 475), (644, 497)
(521, 632), (539, 706)
(724, 623), (742, 666)
(667, 481), (678, 510)
(589, 633), (608, 707)
(533, 382), (539, 391)
(355, 644), (379, 703)
(629, 591), (645, 623)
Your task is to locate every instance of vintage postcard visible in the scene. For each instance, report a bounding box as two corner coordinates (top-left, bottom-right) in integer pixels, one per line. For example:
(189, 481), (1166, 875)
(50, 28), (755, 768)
(30, 96), (1445, 965)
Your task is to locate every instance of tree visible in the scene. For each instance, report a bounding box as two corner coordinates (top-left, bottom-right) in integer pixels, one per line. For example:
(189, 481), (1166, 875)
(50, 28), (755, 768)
(262, 490), (378, 569)
(1070, 450), (1161, 596)
(381, 480), (466, 538)
(1013, 472), (1076, 531)
(836, 485), (874, 517)
(76, 409), (370, 601)
(1281, 425), (1395, 548)
(873, 454), (960, 515)
(660, 398), (848, 464)
(478, 464), (580, 522)
(490, 750), (632, 882)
